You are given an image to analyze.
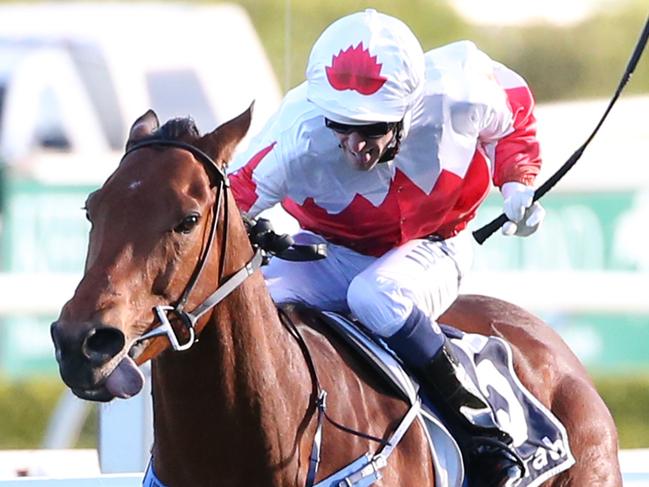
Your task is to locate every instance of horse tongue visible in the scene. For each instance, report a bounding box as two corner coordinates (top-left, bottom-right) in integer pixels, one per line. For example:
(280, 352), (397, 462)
(105, 356), (144, 399)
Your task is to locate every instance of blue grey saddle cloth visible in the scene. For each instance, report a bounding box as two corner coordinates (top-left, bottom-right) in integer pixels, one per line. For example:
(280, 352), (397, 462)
(319, 311), (576, 487)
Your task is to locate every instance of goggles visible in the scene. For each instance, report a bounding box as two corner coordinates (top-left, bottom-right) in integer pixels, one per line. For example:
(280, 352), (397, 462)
(324, 118), (396, 139)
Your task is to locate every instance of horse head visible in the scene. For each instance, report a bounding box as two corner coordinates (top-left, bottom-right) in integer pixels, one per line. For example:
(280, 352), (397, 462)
(50, 106), (253, 402)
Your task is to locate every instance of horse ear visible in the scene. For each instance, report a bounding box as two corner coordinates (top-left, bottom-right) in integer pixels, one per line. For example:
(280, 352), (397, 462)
(126, 110), (160, 149)
(201, 102), (254, 163)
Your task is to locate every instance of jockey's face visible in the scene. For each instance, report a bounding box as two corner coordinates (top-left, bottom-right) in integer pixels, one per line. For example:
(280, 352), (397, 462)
(332, 127), (396, 172)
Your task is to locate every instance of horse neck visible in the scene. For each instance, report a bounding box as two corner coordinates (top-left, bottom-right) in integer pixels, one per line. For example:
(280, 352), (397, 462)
(151, 210), (311, 483)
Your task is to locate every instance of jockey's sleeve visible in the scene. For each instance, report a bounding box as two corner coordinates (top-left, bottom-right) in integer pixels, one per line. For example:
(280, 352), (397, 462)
(488, 63), (542, 188)
(229, 141), (288, 218)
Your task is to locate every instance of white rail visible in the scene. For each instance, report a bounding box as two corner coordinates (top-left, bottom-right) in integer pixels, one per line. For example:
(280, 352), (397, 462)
(460, 270), (649, 314)
(0, 450), (646, 485)
(0, 474), (141, 486)
(1, 271), (647, 315)
(0, 273), (81, 315)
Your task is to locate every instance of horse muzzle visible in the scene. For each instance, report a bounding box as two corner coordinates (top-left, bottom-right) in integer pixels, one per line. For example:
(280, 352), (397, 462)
(50, 320), (145, 402)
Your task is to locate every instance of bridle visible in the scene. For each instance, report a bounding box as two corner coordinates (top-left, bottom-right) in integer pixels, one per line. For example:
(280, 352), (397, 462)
(123, 139), (263, 352)
(121, 139), (417, 487)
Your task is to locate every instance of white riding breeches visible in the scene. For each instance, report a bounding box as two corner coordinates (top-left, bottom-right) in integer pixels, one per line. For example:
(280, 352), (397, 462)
(262, 231), (473, 337)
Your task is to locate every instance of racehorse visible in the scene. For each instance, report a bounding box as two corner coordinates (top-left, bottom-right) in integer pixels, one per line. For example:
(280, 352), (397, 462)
(50, 106), (622, 486)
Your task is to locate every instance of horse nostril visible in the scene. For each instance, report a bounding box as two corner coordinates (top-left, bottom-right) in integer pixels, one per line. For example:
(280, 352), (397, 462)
(50, 322), (60, 348)
(50, 322), (63, 361)
(82, 327), (125, 365)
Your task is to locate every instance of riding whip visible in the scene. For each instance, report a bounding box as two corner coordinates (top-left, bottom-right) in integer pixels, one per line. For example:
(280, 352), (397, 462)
(473, 14), (649, 244)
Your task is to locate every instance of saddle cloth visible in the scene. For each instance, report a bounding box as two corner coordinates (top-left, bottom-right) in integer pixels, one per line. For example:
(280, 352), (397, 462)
(320, 311), (576, 487)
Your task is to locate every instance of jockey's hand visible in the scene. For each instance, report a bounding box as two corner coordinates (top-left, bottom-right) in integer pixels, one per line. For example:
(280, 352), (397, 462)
(500, 182), (545, 237)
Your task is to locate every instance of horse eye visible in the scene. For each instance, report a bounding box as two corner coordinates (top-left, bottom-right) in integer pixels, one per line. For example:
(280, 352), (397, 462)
(82, 206), (91, 222)
(174, 214), (200, 234)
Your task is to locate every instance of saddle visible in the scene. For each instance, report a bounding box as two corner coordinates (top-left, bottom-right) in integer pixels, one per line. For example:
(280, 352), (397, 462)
(315, 311), (576, 487)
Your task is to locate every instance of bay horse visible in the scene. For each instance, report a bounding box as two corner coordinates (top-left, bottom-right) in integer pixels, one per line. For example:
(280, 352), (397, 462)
(50, 106), (622, 486)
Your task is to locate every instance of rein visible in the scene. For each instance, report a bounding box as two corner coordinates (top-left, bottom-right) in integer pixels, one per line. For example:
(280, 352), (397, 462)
(124, 139), (263, 351)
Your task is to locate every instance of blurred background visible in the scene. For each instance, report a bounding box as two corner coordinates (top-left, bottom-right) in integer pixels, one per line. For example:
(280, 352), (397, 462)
(0, 0), (647, 483)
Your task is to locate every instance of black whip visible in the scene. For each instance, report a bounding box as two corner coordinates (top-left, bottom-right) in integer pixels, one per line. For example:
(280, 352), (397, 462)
(473, 14), (649, 244)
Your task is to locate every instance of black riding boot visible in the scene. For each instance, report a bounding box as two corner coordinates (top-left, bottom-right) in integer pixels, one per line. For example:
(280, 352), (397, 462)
(384, 309), (524, 487)
(421, 341), (524, 487)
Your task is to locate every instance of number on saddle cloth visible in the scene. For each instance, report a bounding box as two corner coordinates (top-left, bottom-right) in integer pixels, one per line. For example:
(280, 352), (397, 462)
(430, 325), (576, 486)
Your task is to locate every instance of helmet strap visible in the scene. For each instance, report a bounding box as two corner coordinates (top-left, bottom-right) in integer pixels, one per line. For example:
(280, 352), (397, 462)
(378, 120), (403, 163)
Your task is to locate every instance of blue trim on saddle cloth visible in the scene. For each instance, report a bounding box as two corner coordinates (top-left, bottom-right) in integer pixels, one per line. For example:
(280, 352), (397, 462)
(142, 460), (166, 487)
(143, 456), (383, 487)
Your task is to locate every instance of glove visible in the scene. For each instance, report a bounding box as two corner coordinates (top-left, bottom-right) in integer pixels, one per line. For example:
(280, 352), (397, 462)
(500, 181), (545, 237)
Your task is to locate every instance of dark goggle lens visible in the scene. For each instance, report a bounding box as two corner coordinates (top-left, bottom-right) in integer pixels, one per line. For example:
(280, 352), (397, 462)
(325, 118), (395, 138)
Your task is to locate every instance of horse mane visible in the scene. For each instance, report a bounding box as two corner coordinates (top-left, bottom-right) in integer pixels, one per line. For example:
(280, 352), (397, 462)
(154, 117), (201, 143)
(130, 117), (201, 148)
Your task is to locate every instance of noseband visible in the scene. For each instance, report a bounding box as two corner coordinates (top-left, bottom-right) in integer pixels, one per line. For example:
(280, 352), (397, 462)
(123, 139), (262, 352)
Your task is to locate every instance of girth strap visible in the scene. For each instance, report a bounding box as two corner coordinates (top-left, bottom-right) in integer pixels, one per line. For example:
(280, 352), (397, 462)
(305, 390), (327, 487)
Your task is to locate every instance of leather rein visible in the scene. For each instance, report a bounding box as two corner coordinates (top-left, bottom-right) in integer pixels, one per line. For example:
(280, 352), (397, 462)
(124, 139), (263, 352)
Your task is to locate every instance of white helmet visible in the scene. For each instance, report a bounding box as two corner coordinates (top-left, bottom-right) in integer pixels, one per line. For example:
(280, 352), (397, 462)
(306, 9), (425, 125)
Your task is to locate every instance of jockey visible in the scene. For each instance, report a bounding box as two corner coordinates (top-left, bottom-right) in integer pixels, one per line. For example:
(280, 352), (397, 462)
(230, 9), (544, 486)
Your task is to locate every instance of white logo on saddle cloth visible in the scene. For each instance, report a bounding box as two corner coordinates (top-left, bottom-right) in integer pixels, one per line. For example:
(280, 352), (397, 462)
(532, 437), (570, 471)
